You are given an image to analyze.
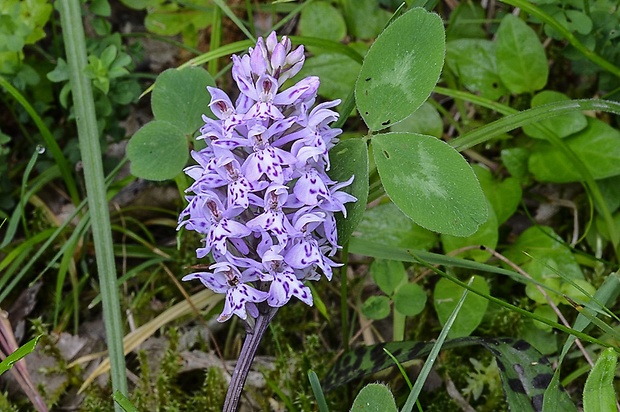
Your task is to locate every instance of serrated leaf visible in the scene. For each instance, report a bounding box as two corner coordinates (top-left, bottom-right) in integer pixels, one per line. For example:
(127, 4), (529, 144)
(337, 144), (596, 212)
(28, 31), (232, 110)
(496, 14), (548, 94)
(371, 259), (406, 296)
(529, 117), (620, 183)
(127, 120), (188, 181)
(393, 282), (426, 316)
(361, 295), (391, 320)
(151, 67), (215, 136)
(350, 383), (397, 412)
(434, 276), (489, 338)
(583, 348), (617, 412)
(372, 132), (488, 236)
(327, 138), (369, 245)
(356, 8), (445, 131)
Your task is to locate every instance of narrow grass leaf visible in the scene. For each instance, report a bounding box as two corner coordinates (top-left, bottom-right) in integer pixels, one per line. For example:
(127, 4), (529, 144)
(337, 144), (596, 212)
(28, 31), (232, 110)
(0, 76), (79, 204)
(401, 278), (471, 412)
(0, 335), (41, 376)
(113, 391), (139, 412)
(539, 230), (620, 408)
(58, 0), (128, 401)
(384, 348), (413, 389)
(308, 370), (329, 412)
(583, 348), (618, 412)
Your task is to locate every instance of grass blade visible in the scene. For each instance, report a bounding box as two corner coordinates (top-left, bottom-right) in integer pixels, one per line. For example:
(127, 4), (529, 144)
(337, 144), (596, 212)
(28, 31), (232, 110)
(57, 0), (128, 404)
(308, 370), (329, 412)
(583, 348), (618, 412)
(401, 278), (472, 412)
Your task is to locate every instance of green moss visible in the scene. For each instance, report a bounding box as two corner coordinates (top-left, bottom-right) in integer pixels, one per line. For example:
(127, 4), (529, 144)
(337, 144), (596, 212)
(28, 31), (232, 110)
(0, 392), (21, 412)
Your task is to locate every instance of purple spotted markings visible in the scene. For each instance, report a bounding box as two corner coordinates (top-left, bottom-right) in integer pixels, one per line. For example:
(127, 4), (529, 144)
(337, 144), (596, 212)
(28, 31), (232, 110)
(178, 32), (356, 322)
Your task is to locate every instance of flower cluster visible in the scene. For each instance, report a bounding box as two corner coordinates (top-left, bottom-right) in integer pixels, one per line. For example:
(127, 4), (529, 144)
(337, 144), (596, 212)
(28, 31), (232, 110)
(178, 32), (356, 322)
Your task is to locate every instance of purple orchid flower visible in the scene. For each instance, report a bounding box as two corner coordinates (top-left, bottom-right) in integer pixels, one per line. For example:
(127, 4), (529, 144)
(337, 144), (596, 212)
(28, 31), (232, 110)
(178, 32), (356, 322)
(182, 262), (268, 322)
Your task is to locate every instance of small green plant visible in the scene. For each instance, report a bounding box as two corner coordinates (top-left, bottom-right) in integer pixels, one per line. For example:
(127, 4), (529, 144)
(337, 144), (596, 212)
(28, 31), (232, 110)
(362, 259), (427, 341)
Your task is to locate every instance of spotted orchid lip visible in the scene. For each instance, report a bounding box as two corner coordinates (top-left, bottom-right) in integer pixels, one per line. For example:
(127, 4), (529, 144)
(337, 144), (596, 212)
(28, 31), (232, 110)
(177, 32), (356, 322)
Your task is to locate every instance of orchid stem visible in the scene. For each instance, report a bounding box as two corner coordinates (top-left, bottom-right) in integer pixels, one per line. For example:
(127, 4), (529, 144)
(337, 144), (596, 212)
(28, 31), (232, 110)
(223, 306), (278, 412)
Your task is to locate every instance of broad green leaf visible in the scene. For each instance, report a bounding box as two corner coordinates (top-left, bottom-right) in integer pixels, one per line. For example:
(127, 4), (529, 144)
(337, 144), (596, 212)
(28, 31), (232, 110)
(299, 1), (346, 42)
(519, 319), (558, 356)
(350, 383), (397, 412)
(501, 147), (530, 181)
(583, 348), (617, 412)
(532, 305), (558, 331)
(390, 102), (443, 138)
(145, 5), (213, 38)
(445, 2), (486, 40)
(0, 335), (41, 376)
(529, 118), (620, 183)
(594, 212), (620, 244)
(127, 120), (188, 181)
(361, 295), (391, 320)
(47, 58), (70, 82)
(118, 0), (153, 10)
(473, 165), (522, 225)
(353, 201), (438, 250)
(545, 9), (593, 39)
(504, 226), (585, 281)
(372, 132), (488, 236)
(342, 0), (391, 40)
(496, 14), (548, 94)
(151, 67), (215, 136)
(393, 282), (426, 316)
(371, 259), (406, 296)
(297, 52), (361, 103)
(324, 336), (574, 412)
(446, 39), (507, 100)
(525, 277), (562, 305)
(434, 276), (489, 338)
(327, 138), (369, 245)
(597, 175), (620, 214)
(356, 8), (445, 131)
(441, 201), (498, 262)
(523, 91), (588, 139)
